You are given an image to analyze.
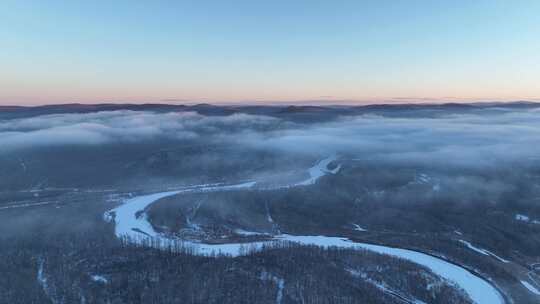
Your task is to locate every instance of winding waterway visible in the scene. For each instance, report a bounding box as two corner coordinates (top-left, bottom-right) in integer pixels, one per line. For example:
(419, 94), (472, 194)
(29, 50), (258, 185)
(104, 156), (504, 304)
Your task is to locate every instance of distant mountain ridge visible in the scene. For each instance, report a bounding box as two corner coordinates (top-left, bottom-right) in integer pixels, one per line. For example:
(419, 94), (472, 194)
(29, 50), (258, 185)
(1, 101), (539, 121)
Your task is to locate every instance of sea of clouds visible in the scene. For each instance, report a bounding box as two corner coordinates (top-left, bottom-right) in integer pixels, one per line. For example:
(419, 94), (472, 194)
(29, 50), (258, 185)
(2, 108), (540, 169)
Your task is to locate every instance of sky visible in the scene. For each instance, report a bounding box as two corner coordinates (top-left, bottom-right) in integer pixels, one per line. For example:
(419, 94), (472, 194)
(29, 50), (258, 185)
(1, 0), (539, 105)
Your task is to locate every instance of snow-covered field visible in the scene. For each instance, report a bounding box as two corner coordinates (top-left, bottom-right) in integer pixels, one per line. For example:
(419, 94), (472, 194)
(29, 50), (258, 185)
(104, 156), (504, 304)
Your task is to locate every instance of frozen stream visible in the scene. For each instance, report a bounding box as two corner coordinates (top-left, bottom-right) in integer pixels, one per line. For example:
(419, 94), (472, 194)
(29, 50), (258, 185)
(104, 156), (504, 304)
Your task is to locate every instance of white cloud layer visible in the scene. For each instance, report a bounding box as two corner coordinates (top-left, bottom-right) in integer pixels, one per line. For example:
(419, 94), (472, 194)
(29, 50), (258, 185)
(2, 108), (540, 169)
(0, 111), (279, 151)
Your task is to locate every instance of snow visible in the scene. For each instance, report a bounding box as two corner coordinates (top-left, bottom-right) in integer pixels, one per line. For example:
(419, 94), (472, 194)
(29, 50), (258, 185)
(295, 155), (341, 186)
(275, 278), (284, 304)
(459, 240), (491, 256)
(347, 268), (426, 304)
(105, 155), (341, 240)
(19, 159), (27, 172)
(37, 259), (57, 304)
(91, 275), (108, 284)
(260, 272), (285, 304)
(266, 212), (274, 223)
(143, 233), (504, 303)
(278, 235), (502, 304)
(521, 280), (540, 296)
(265, 201), (275, 224)
(418, 174), (431, 183)
(104, 155), (503, 304)
(412, 173), (441, 192)
(515, 214), (540, 224)
(105, 181), (256, 239)
(105, 190), (183, 237)
(234, 229), (270, 236)
(107, 186), (504, 304)
(37, 259), (48, 291)
(353, 224), (368, 232)
(185, 217), (201, 231)
(516, 214), (530, 222)
(0, 200), (58, 211)
(459, 240), (509, 263)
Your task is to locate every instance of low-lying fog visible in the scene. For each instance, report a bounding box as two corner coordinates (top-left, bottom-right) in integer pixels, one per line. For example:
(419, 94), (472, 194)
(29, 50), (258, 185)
(2, 107), (540, 169)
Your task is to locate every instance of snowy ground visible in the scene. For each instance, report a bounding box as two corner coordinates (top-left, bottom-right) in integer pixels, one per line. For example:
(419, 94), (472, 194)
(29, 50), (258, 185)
(294, 154), (341, 186)
(0, 200), (58, 211)
(515, 214), (540, 224)
(104, 156), (504, 304)
(280, 235), (503, 304)
(352, 224), (368, 232)
(106, 187), (504, 304)
(104, 182), (257, 238)
(348, 268), (426, 304)
(90, 275), (108, 284)
(458, 240), (510, 263)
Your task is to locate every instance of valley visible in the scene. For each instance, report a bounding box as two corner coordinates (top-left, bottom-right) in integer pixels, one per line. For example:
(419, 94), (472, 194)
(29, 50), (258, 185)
(1, 103), (540, 303)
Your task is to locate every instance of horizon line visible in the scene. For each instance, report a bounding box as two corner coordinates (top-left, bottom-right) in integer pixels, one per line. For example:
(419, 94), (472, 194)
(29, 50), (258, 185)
(1, 99), (540, 109)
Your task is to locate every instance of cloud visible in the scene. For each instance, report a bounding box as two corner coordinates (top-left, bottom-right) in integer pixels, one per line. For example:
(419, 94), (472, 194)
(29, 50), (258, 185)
(2, 107), (540, 171)
(0, 110), (280, 152)
(239, 109), (540, 168)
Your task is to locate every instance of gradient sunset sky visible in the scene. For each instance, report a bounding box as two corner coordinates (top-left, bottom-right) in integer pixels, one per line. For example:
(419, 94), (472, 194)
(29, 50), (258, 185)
(1, 0), (539, 105)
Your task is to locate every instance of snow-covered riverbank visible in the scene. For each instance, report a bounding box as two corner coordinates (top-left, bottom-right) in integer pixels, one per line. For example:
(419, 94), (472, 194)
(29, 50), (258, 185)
(104, 156), (504, 304)
(104, 182), (256, 238)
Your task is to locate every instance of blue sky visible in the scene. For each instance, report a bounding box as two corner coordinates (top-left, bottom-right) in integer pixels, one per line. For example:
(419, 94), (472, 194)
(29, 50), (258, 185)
(1, 0), (539, 105)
